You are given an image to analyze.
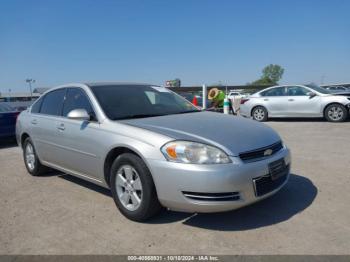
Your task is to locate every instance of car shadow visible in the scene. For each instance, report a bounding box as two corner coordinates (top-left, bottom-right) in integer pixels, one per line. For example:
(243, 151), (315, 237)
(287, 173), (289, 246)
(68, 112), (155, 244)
(0, 137), (18, 149)
(59, 174), (111, 197)
(149, 174), (317, 230)
(268, 117), (349, 122)
(55, 173), (316, 230)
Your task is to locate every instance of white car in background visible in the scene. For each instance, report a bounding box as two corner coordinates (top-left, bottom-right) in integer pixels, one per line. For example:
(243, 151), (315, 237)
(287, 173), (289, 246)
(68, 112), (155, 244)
(325, 86), (350, 93)
(228, 91), (247, 100)
(240, 84), (350, 122)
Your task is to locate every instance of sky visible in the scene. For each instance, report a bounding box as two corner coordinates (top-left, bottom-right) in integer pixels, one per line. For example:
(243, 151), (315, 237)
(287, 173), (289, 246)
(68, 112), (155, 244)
(0, 0), (349, 92)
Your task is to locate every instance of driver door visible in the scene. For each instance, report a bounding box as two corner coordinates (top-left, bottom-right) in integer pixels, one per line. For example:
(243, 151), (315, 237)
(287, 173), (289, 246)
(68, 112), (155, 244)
(286, 86), (321, 117)
(54, 87), (102, 180)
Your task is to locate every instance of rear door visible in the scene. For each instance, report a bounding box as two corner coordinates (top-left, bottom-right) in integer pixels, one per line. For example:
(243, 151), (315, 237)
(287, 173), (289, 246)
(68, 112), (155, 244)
(30, 89), (66, 165)
(54, 87), (101, 180)
(286, 86), (321, 116)
(259, 87), (288, 116)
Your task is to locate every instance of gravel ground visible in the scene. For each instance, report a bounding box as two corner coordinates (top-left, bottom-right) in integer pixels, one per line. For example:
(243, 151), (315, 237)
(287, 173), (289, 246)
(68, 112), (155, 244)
(0, 121), (349, 255)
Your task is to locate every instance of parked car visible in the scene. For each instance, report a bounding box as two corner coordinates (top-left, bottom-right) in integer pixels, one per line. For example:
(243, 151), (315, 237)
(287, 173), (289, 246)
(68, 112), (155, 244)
(14, 106), (28, 112)
(16, 83), (291, 221)
(240, 84), (350, 122)
(325, 86), (350, 93)
(0, 104), (19, 138)
(228, 91), (247, 100)
(178, 92), (211, 108)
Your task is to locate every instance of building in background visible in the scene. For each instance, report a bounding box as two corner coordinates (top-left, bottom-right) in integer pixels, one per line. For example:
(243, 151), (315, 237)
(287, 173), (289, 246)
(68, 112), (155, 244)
(0, 87), (49, 109)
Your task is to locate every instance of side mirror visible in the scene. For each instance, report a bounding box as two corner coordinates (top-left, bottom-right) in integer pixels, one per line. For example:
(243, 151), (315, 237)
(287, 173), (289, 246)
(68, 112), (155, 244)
(67, 109), (90, 121)
(307, 92), (317, 99)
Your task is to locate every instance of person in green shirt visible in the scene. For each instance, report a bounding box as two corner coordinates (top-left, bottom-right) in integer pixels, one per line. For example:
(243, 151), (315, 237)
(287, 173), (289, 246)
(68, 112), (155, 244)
(208, 87), (234, 113)
(208, 88), (226, 108)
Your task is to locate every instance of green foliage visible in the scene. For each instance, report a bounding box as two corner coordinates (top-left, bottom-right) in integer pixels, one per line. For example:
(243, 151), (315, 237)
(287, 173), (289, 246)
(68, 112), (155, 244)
(166, 78), (181, 87)
(262, 64), (284, 83)
(250, 64), (284, 86)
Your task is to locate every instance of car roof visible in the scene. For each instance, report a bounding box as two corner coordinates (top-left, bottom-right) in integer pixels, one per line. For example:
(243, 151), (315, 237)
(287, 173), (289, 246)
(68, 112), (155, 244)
(85, 82), (155, 87)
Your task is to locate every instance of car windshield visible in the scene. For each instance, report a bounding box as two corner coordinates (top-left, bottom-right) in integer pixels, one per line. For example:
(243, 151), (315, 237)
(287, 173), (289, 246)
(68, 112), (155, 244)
(89, 85), (201, 120)
(0, 104), (15, 113)
(305, 84), (331, 94)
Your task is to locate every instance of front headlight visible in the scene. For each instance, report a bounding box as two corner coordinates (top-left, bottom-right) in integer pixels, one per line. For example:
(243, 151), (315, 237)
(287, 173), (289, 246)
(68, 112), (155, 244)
(161, 141), (231, 164)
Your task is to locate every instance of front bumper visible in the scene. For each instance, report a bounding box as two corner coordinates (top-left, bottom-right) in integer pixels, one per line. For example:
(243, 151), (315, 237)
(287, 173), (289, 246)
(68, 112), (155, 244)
(148, 147), (291, 213)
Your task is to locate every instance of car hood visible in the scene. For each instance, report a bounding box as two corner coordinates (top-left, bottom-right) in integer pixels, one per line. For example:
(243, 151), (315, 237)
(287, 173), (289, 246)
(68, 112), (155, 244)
(121, 111), (281, 156)
(331, 92), (350, 96)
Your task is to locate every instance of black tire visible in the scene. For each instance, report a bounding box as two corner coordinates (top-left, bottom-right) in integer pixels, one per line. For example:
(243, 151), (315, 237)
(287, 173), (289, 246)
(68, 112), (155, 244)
(23, 137), (49, 176)
(324, 104), (348, 122)
(110, 153), (162, 222)
(252, 106), (268, 122)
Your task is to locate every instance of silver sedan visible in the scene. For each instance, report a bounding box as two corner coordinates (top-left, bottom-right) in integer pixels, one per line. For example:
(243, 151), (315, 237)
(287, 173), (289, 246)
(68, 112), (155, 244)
(240, 84), (350, 122)
(16, 83), (291, 221)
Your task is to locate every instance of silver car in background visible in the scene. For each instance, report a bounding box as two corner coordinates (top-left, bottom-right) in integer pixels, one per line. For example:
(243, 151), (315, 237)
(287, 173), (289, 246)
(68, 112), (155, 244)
(240, 84), (350, 122)
(16, 83), (291, 221)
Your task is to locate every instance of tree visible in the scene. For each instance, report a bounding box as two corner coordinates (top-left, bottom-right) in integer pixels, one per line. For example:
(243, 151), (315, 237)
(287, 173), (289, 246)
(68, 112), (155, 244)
(166, 78), (181, 87)
(250, 64), (284, 86)
(262, 64), (284, 84)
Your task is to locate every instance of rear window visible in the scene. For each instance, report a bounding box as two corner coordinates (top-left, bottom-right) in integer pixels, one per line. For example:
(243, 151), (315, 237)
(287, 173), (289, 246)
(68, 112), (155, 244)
(261, 87), (286, 97)
(31, 96), (44, 114)
(40, 89), (66, 116)
(0, 104), (15, 113)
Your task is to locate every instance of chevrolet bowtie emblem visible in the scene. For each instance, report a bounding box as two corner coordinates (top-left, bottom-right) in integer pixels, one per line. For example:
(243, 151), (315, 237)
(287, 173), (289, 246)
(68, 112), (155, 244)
(264, 149), (273, 156)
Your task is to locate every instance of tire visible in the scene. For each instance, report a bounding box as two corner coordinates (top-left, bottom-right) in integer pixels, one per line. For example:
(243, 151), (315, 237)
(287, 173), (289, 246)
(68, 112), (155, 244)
(252, 106), (268, 122)
(324, 104), (348, 122)
(23, 137), (49, 176)
(110, 153), (162, 221)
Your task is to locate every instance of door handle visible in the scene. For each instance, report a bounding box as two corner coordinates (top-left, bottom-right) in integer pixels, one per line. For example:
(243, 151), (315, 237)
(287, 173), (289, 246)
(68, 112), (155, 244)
(264, 99), (269, 101)
(57, 123), (65, 131)
(288, 99), (295, 102)
(31, 119), (38, 125)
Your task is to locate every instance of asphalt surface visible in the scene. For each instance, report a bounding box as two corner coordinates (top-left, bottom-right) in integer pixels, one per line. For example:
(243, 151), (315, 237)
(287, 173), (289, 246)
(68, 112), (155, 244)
(1, 120), (350, 255)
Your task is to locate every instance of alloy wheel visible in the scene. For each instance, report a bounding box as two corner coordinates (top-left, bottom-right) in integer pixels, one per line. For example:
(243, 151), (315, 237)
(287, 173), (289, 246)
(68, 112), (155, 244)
(25, 143), (36, 171)
(115, 165), (143, 211)
(328, 106), (344, 121)
(254, 108), (265, 121)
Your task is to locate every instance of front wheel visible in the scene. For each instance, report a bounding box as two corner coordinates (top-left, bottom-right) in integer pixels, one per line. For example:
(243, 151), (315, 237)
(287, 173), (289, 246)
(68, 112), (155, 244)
(252, 106), (268, 122)
(110, 153), (162, 221)
(324, 104), (348, 122)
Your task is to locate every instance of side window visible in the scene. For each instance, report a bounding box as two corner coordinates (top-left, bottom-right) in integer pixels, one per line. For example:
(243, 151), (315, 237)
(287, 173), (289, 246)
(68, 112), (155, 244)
(40, 89), (66, 116)
(261, 87), (286, 97)
(287, 86), (309, 96)
(63, 88), (96, 120)
(145, 91), (156, 104)
(31, 96), (44, 114)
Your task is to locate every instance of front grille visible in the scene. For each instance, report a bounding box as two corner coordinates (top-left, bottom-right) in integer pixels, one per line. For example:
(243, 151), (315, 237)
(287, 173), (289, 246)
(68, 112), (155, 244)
(253, 163), (290, 197)
(182, 191), (240, 201)
(239, 141), (283, 162)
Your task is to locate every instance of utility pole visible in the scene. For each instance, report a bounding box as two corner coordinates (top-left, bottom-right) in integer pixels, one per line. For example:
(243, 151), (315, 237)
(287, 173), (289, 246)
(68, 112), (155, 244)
(202, 84), (207, 109)
(25, 79), (35, 100)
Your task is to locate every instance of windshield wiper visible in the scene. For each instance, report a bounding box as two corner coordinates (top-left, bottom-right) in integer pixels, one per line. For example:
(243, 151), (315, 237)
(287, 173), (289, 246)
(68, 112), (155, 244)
(114, 114), (165, 120)
(172, 110), (202, 115)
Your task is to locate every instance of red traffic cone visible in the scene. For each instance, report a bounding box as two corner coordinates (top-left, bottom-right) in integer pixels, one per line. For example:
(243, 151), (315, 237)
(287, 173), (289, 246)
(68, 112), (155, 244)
(192, 96), (198, 106)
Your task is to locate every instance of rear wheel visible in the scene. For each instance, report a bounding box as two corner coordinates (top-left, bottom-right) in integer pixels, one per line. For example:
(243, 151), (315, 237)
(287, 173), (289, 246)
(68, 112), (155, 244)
(23, 137), (48, 176)
(252, 106), (268, 122)
(324, 104), (348, 122)
(110, 153), (162, 221)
